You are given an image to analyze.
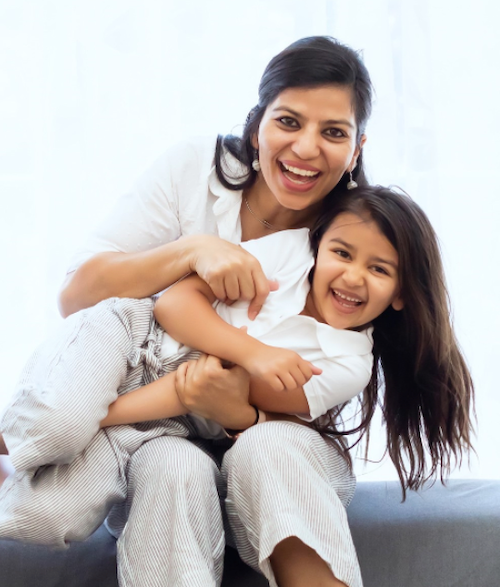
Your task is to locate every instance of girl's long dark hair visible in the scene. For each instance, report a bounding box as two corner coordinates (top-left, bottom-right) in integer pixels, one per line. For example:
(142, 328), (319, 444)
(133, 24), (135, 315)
(214, 36), (373, 210)
(309, 186), (474, 497)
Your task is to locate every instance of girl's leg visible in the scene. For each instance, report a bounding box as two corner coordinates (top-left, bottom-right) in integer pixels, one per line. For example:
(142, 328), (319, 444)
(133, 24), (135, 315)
(222, 422), (363, 587)
(0, 297), (155, 471)
(270, 537), (348, 587)
(109, 436), (225, 587)
(0, 433), (7, 455)
(0, 428), (128, 547)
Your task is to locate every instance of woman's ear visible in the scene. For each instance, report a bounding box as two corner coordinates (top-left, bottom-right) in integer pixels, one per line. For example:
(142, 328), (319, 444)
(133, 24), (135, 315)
(250, 134), (259, 150)
(350, 134), (367, 171)
(391, 295), (404, 311)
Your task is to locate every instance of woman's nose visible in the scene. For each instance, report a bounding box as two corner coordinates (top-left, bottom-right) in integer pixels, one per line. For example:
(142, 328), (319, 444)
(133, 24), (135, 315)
(291, 129), (321, 160)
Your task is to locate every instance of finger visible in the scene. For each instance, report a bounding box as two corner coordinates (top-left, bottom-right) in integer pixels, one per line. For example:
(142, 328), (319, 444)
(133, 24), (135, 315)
(279, 372), (300, 391)
(268, 279), (279, 292)
(270, 377), (285, 392)
(309, 362), (322, 375)
(175, 362), (189, 402)
(223, 273), (241, 302)
(290, 365), (308, 387)
(208, 276), (228, 301)
(237, 270), (258, 302)
(247, 272), (273, 321)
(204, 354), (223, 368)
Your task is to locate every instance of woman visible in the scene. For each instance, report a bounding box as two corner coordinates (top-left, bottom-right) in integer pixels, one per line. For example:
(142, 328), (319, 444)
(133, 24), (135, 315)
(11, 37), (373, 587)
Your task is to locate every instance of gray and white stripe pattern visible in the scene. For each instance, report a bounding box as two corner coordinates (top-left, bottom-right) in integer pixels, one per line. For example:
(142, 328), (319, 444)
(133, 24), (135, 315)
(0, 297), (363, 586)
(222, 421), (363, 587)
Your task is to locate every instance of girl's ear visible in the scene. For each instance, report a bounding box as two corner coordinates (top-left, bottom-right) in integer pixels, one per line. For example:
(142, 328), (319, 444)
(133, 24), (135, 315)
(251, 134), (259, 150)
(391, 295), (404, 311)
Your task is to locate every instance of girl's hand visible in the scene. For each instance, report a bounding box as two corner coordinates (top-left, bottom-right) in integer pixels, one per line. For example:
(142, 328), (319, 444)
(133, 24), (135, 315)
(175, 354), (256, 430)
(242, 346), (322, 392)
(188, 235), (278, 320)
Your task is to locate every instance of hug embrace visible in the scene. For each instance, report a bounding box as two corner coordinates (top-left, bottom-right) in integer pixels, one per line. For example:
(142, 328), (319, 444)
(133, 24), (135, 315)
(0, 37), (473, 587)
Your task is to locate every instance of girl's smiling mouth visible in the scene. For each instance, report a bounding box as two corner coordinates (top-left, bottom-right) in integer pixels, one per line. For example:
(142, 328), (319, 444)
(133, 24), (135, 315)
(331, 288), (364, 313)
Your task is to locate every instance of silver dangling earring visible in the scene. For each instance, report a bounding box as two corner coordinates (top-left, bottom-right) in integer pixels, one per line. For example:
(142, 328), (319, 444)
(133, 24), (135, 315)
(252, 154), (261, 172)
(347, 170), (358, 190)
(251, 149), (261, 172)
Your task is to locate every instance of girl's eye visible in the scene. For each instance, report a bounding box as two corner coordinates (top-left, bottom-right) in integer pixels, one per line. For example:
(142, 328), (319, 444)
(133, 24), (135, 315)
(277, 117), (298, 128)
(334, 249), (350, 259)
(372, 266), (389, 276)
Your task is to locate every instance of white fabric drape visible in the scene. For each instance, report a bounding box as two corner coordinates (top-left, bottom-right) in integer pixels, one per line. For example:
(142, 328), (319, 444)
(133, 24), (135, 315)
(1, 0), (498, 480)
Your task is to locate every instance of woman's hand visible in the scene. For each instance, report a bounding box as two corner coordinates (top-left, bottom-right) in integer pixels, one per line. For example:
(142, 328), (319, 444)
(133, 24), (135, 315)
(188, 235), (278, 320)
(175, 354), (256, 430)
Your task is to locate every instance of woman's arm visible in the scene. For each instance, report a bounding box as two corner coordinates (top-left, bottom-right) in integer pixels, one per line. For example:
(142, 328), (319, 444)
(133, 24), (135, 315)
(100, 371), (188, 427)
(59, 235), (272, 318)
(155, 274), (320, 392)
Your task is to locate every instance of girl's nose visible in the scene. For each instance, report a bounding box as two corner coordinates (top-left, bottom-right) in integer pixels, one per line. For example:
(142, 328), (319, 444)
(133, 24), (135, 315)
(291, 129), (321, 160)
(342, 265), (364, 287)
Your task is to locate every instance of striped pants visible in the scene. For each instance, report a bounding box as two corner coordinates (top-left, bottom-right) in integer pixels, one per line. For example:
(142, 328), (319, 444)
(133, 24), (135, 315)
(0, 297), (363, 587)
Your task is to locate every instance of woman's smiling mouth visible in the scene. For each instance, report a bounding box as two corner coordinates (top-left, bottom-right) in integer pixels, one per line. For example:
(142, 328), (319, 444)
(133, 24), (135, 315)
(279, 160), (321, 189)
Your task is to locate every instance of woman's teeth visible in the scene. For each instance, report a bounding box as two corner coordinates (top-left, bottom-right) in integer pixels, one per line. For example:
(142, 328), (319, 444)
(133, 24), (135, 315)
(281, 162), (320, 182)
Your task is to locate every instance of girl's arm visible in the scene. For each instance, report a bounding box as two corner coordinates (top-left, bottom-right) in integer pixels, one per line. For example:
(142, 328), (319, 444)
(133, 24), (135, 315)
(154, 275), (321, 392)
(174, 354), (311, 424)
(59, 236), (271, 319)
(100, 371), (188, 427)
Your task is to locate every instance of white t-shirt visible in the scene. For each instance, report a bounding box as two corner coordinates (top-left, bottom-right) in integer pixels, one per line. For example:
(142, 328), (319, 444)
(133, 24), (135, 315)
(161, 229), (374, 439)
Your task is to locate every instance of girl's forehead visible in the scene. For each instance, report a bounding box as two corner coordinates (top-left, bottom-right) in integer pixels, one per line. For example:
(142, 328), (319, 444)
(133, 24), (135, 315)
(321, 211), (398, 258)
(324, 211), (372, 233)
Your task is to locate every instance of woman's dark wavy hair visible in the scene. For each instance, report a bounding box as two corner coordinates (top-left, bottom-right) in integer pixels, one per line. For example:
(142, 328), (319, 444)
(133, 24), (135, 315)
(214, 36), (373, 212)
(309, 185), (474, 497)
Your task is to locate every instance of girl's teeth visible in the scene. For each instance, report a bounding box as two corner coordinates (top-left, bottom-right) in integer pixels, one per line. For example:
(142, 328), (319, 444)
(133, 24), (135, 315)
(334, 290), (362, 304)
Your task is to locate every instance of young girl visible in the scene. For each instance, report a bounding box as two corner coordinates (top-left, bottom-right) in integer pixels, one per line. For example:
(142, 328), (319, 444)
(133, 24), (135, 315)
(0, 185), (473, 556)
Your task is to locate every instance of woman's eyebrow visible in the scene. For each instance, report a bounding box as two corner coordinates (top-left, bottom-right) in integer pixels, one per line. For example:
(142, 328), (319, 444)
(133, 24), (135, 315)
(271, 106), (355, 129)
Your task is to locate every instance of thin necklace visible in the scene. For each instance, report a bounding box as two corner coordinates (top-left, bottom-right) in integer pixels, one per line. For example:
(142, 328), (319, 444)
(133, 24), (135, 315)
(244, 196), (281, 231)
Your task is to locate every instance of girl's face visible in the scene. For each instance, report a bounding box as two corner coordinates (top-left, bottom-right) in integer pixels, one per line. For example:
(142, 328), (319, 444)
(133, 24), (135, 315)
(253, 85), (365, 211)
(304, 212), (404, 330)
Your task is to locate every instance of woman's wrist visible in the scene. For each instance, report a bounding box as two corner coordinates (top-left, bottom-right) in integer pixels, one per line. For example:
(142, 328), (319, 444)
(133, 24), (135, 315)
(181, 234), (210, 275)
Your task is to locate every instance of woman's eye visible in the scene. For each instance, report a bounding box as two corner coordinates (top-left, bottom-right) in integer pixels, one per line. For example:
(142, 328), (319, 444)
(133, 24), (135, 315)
(324, 128), (346, 138)
(372, 266), (389, 276)
(278, 117), (298, 128)
(334, 249), (350, 259)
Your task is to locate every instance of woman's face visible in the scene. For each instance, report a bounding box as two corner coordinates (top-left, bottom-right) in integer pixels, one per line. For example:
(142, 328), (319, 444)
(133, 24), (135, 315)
(253, 85), (366, 211)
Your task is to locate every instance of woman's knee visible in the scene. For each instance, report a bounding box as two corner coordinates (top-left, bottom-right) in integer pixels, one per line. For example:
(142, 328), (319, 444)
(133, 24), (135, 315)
(128, 437), (220, 491)
(226, 421), (319, 469)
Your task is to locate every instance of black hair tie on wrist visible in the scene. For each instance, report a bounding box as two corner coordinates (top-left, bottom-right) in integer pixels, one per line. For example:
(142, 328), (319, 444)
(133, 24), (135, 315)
(224, 405), (260, 439)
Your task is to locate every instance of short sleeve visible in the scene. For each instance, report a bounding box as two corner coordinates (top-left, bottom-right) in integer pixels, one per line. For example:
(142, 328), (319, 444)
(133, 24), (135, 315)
(298, 352), (373, 421)
(67, 137), (216, 272)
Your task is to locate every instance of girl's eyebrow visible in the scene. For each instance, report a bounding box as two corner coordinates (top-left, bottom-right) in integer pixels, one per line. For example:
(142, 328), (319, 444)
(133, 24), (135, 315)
(271, 106), (355, 129)
(328, 237), (399, 269)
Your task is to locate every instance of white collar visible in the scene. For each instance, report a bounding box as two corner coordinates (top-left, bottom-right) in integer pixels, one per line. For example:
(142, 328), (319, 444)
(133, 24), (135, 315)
(208, 147), (249, 242)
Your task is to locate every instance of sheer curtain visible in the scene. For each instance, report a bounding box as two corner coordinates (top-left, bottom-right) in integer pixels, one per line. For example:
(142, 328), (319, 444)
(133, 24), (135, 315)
(1, 0), (498, 480)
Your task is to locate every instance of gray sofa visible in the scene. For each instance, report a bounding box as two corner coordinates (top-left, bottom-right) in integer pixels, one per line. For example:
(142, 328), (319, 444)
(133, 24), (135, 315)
(1, 479), (499, 586)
